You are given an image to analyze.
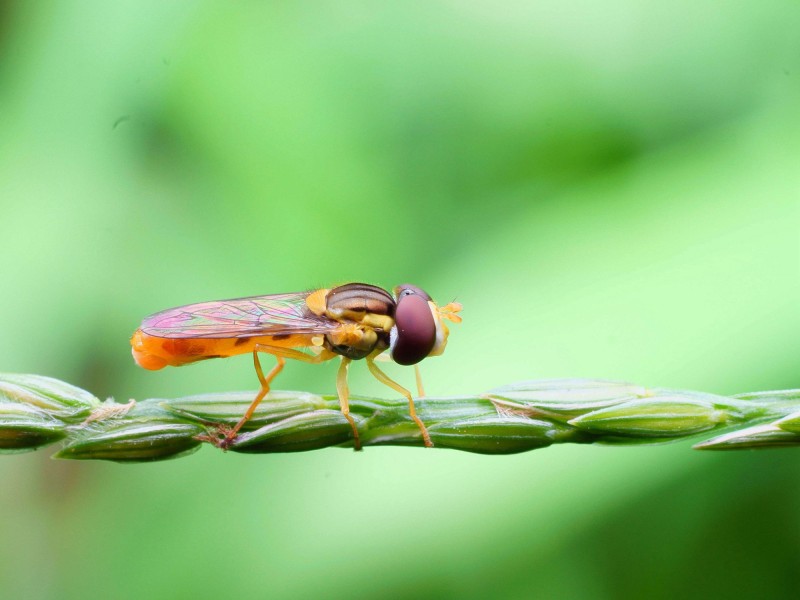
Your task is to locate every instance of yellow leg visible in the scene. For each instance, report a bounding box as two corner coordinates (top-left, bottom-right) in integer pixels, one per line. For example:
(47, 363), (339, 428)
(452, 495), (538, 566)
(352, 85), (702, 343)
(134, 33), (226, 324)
(366, 351), (433, 448)
(218, 344), (334, 449)
(414, 364), (426, 398)
(336, 357), (361, 450)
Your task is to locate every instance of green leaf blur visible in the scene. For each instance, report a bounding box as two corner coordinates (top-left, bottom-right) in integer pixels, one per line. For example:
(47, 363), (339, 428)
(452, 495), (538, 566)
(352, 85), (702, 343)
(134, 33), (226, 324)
(0, 1), (798, 599)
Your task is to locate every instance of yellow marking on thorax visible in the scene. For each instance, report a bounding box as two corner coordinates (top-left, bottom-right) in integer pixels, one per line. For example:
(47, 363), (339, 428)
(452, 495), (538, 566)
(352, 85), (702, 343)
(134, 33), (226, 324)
(305, 288), (329, 316)
(326, 323), (380, 353)
(325, 308), (394, 331)
(359, 313), (394, 331)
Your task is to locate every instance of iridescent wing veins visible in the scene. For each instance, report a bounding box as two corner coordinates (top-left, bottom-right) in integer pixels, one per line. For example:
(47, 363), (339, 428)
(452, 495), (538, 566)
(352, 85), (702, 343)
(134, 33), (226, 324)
(140, 292), (337, 339)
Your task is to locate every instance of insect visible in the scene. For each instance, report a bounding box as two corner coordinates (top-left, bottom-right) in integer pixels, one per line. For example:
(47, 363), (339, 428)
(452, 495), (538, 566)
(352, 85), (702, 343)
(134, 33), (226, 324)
(130, 283), (462, 449)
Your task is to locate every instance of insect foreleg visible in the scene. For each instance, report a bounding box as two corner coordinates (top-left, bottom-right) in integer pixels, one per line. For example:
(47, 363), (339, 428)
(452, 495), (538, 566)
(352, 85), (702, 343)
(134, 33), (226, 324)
(365, 350), (433, 448)
(414, 364), (425, 398)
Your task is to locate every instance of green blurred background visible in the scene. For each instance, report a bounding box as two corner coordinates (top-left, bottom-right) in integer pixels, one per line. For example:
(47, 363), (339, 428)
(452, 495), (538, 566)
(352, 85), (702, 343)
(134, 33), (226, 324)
(1, 1), (798, 598)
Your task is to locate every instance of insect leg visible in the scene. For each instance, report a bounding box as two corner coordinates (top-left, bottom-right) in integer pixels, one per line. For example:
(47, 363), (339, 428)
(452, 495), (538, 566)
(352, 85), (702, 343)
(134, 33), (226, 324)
(335, 357), (361, 450)
(366, 351), (433, 448)
(219, 344), (335, 449)
(251, 346), (360, 450)
(253, 344), (336, 364)
(219, 352), (284, 448)
(414, 364), (426, 398)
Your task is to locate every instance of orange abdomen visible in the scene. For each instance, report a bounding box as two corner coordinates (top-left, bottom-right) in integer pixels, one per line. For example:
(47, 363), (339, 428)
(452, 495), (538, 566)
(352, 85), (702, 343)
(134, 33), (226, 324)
(130, 330), (313, 370)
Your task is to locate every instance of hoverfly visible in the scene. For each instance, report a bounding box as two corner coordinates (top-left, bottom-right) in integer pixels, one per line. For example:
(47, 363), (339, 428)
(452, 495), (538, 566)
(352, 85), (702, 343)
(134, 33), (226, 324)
(130, 283), (462, 449)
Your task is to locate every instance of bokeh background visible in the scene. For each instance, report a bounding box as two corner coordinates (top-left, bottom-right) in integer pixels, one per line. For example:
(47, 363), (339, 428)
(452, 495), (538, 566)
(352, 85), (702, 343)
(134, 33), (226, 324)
(1, 2), (799, 598)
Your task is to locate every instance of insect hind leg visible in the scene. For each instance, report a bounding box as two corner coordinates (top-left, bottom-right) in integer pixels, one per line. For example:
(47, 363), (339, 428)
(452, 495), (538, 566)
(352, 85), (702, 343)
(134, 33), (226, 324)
(217, 344), (334, 450)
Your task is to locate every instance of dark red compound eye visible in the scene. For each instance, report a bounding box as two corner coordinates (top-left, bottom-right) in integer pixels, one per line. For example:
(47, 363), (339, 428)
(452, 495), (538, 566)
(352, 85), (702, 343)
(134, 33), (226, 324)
(394, 284), (431, 302)
(390, 291), (436, 365)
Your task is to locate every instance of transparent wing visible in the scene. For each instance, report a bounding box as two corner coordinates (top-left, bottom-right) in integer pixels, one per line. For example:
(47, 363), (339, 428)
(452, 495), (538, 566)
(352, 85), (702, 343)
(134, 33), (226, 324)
(139, 291), (337, 339)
